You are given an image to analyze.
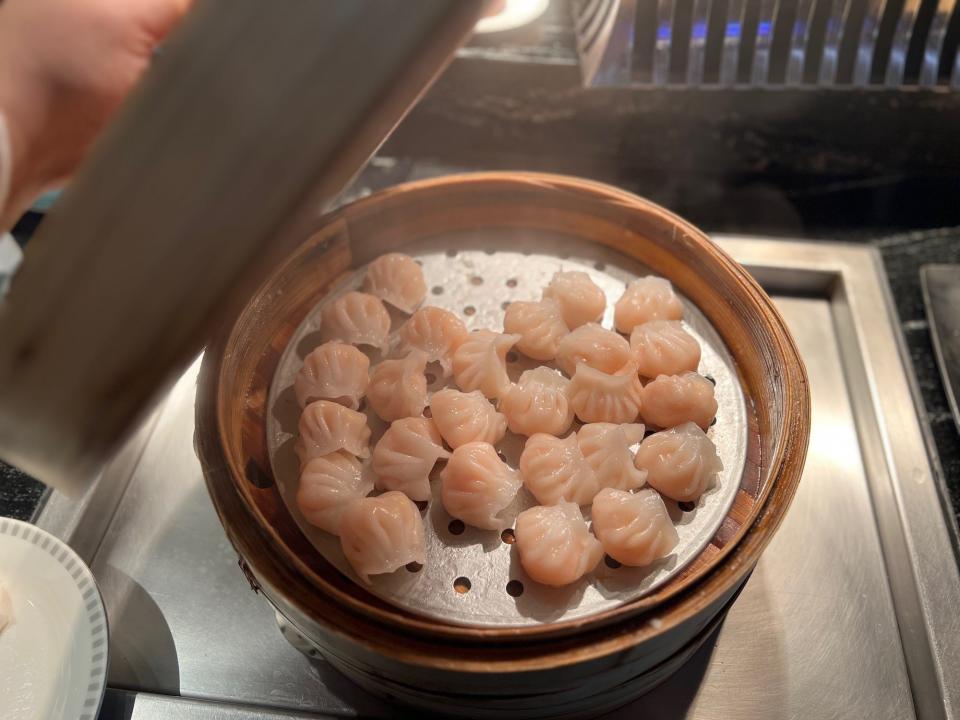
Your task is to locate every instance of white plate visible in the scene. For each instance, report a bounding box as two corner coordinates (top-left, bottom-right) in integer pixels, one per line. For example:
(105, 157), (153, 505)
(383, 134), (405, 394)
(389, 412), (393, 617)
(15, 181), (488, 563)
(0, 517), (108, 720)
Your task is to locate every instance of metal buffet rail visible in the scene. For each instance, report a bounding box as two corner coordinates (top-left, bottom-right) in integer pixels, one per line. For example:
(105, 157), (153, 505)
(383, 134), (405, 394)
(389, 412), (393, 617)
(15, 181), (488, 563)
(35, 236), (960, 720)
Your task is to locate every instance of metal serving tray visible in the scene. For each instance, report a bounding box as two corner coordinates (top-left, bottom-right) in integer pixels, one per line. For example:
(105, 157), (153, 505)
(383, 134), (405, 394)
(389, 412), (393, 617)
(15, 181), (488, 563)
(36, 236), (960, 720)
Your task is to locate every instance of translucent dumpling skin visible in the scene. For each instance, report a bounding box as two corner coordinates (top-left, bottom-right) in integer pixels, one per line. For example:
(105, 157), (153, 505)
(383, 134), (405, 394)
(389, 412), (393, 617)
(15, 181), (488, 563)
(555, 323), (632, 376)
(569, 363), (644, 424)
(499, 367), (574, 437)
(629, 320), (701, 379)
(440, 442), (521, 530)
(294, 341), (370, 410)
(372, 417), (450, 502)
(503, 298), (568, 361)
(614, 277), (683, 333)
(399, 306), (468, 376)
(519, 433), (598, 506)
(296, 400), (371, 465)
(577, 422), (647, 492)
(452, 330), (520, 400)
(542, 271), (606, 330)
(591, 488), (678, 567)
(515, 502), (603, 587)
(363, 252), (426, 313)
(429, 388), (507, 448)
(321, 291), (391, 351)
(339, 491), (426, 583)
(367, 351), (429, 422)
(640, 372), (717, 430)
(297, 451), (373, 535)
(634, 422), (723, 502)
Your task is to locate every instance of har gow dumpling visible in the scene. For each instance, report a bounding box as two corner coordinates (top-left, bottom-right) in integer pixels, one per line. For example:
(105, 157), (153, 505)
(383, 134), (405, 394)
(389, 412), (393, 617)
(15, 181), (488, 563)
(363, 252), (426, 313)
(502, 299), (568, 361)
(440, 442), (521, 530)
(430, 388), (507, 449)
(541, 270), (606, 330)
(294, 341), (370, 410)
(614, 277), (683, 333)
(452, 330), (520, 400)
(640, 372), (717, 430)
(519, 432), (598, 506)
(577, 423), (647, 492)
(367, 351), (429, 422)
(629, 320), (701, 378)
(339, 491), (426, 583)
(296, 451), (373, 535)
(321, 291), (391, 352)
(569, 362), (644, 424)
(515, 502), (603, 587)
(296, 400), (371, 465)
(591, 488), (678, 567)
(372, 417), (450, 502)
(398, 306), (468, 376)
(634, 422), (722, 502)
(499, 367), (574, 436)
(555, 323), (632, 376)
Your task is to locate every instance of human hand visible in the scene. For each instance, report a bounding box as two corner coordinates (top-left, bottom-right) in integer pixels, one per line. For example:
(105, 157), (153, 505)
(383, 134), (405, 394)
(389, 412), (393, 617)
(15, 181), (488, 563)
(0, 0), (191, 228)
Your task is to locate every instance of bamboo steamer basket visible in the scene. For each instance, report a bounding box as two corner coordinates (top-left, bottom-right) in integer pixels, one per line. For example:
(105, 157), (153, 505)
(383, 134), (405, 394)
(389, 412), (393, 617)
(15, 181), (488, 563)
(197, 172), (809, 717)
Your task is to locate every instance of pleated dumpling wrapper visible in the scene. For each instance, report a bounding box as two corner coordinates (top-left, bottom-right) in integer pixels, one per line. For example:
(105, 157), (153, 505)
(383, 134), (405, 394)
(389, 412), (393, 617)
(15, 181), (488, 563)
(339, 491), (426, 584)
(371, 417), (450, 502)
(367, 350), (429, 422)
(296, 451), (373, 535)
(296, 400), (371, 466)
(555, 323), (632, 377)
(515, 502), (603, 587)
(634, 422), (723, 503)
(541, 270), (606, 330)
(640, 371), (717, 430)
(294, 341), (370, 410)
(591, 488), (679, 567)
(398, 306), (468, 377)
(499, 366), (574, 437)
(577, 422), (647, 492)
(569, 362), (644, 424)
(629, 320), (701, 379)
(430, 388), (507, 448)
(440, 442), (521, 530)
(363, 252), (426, 313)
(614, 276), (683, 334)
(452, 330), (520, 400)
(320, 291), (391, 352)
(502, 298), (568, 361)
(520, 432), (598, 506)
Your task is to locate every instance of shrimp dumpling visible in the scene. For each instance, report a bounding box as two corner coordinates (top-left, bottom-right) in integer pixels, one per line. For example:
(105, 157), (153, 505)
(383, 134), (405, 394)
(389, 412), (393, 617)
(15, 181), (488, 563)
(296, 451), (373, 535)
(430, 388), (507, 448)
(634, 422), (722, 502)
(515, 502), (603, 587)
(372, 417), (450, 502)
(452, 330), (520, 399)
(614, 277), (683, 333)
(520, 433), (598, 506)
(398, 306), (468, 376)
(440, 442), (521, 530)
(294, 341), (370, 410)
(629, 320), (701, 378)
(577, 423), (647, 492)
(591, 488), (678, 567)
(321, 291), (391, 351)
(541, 271), (606, 330)
(363, 252), (426, 313)
(502, 299), (568, 361)
(555, 323), (632, 376)
(367, 351), (429, 422)
(339, 492), (426, 583)
(296, 400), (371, 465)
(500, 367), (574, 436)
(569, 362), (644, 424)
(640, 372), (717, 430)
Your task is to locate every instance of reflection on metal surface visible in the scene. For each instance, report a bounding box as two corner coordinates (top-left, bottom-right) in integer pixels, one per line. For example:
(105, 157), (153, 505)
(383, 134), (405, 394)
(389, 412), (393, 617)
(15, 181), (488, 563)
(921, 0), (957, 86)
(786, 0), (817, 84)
(750, 0), (780, 85)
(39, 238), (960, 719)
(687, 0), (713, 85)
(721, 0), (748, 85)
(885, 0), (921, 86)
(654, 0), (676, 85)
(853, 0), (887, 86)
(921, 264), (960, 435)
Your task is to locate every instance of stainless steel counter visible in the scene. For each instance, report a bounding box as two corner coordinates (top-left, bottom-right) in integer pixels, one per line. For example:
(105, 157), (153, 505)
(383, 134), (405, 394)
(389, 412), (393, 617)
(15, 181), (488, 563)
(37, 237), (960, 719)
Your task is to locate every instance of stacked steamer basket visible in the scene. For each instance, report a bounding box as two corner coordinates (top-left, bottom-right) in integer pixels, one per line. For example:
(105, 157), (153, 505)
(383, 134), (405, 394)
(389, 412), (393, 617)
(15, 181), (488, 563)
(197, 172), (810, 719)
